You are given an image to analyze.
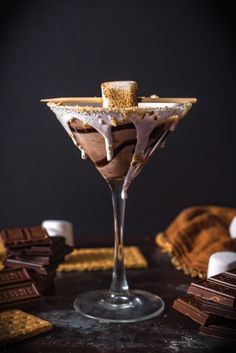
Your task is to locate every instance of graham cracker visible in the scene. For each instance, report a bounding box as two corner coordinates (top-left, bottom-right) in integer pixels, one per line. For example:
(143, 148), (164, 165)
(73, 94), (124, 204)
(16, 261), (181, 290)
(0, 310), (53, 346)
(57, 246), (148, 272)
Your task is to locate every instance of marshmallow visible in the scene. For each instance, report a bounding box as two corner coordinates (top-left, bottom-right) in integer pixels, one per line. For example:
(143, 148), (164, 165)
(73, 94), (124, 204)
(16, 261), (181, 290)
(101, 81), (138, 108)
(207, 251), (236, 278)
(229, 216), (236, 238)
(42, 220), (74, 246)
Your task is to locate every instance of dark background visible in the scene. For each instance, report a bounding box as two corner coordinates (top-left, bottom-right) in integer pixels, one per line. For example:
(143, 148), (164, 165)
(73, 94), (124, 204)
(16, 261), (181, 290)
(0, 0), (235, 243)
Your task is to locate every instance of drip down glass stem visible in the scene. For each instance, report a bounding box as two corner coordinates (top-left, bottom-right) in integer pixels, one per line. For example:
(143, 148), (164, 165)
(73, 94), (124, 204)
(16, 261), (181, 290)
(109, 180), (130, 303)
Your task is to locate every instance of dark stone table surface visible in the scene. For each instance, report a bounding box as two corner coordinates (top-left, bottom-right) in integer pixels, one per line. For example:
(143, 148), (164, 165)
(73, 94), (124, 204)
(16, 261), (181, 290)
(1, 237), (235, 353)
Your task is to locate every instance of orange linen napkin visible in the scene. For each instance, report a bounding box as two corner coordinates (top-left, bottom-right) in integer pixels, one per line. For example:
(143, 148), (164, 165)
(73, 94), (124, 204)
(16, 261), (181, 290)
(0, 237), (6, 270)
(156, 206), (236, 278)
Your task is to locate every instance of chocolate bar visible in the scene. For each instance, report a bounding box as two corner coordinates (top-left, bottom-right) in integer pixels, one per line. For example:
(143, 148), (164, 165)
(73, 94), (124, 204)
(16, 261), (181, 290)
(30, 271), (56, 293)
(0, 226), (50, 249)
(14, 252), (66, 266)
(0, 267), (31, 287)
(200, 322), (236, 341)
(0, 282), (40, 305)
(173, 296), (222, 326)
(14, 245), (71, 266)
(225, 269), (236, 278)
(202, 298), (236, 320)
(187, 279), (236, 307)
(14, 236), (67, 256)
(208, 272), (236, 290)
(5, 258), (60, 275)
(174, 268), (236, 341)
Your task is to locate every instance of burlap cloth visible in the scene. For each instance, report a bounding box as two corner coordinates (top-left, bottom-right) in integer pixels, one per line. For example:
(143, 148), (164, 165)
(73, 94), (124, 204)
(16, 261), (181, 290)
(156, 206), (236, 278)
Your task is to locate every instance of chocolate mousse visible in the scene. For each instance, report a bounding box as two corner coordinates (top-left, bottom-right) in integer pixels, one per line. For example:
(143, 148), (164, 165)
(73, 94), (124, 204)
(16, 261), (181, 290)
(68, 114), (177, 183)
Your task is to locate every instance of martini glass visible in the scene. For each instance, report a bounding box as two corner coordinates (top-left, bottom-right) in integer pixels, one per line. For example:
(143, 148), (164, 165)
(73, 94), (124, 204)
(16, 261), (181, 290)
(42, 93), (196, 323)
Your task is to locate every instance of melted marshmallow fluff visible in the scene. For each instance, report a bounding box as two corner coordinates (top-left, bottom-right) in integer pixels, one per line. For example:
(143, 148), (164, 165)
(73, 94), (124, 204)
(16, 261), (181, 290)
(48, 103), (191, 199)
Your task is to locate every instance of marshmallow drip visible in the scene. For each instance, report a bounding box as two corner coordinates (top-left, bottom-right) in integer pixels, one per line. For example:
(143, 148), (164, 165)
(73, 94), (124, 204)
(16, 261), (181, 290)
(48, 102), (191, 199)
(48, 80), (192, 199)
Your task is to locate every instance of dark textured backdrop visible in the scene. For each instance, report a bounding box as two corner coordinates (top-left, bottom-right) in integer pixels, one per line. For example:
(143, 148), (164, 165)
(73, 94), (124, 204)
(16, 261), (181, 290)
(0, 0), (235, 243)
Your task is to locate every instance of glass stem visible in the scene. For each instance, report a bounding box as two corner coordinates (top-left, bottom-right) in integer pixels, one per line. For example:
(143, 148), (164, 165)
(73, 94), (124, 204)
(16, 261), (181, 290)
(109, 181), (129, 297)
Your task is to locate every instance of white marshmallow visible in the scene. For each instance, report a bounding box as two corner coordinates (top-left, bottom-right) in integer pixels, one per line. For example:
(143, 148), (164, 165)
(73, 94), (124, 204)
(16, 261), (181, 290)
(229, 216), (236, 238)
(207, 251), (236, 278)
(42, 220), (74, 246)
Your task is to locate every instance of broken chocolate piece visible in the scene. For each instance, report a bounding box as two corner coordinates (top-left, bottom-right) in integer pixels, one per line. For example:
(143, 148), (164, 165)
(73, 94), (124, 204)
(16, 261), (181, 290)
(201, 298), (236, 320)
(13, 245), (71, 264)
(30, 271), (56, 294)
(0, 226), (50, 249)
(173, 296), (221, 326)
(187, 280), (236, 307)
(16, 236), (66, 256)
(5, 258), (61, 276)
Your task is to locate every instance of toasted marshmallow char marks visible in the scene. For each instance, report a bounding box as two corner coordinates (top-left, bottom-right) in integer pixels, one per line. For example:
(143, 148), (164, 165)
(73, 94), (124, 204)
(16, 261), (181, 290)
(101, 81), (138, 108)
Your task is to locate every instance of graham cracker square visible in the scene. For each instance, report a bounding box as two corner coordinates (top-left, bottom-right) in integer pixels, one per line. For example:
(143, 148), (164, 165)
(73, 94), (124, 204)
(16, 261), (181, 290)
(57, 246), (147, 272)
(0, 310), (53, 346)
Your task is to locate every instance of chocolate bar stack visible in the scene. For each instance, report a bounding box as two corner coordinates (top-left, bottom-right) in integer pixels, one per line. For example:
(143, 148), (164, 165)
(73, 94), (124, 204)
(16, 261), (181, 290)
(173, 269), (236, 340)
(0, 226), (72, 301)
(0, 267), (41, 308)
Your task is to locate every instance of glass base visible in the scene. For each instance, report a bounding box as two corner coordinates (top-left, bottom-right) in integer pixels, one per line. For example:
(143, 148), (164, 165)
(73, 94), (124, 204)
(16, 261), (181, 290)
(74, 289), (165, 323)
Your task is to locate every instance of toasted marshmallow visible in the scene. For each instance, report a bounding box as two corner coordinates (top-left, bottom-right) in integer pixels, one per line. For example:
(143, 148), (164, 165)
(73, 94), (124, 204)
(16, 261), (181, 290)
(101, 81), (138, 108)
(207, 251), (236, 278)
